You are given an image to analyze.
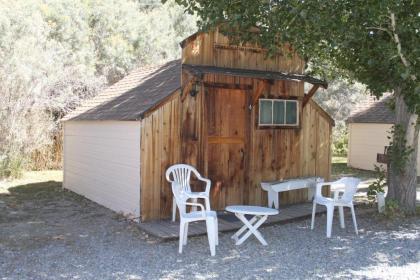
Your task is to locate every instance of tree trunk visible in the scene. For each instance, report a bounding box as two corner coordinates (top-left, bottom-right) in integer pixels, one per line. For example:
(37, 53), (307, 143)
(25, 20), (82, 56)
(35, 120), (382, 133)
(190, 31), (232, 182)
(387, 89), (419, 214)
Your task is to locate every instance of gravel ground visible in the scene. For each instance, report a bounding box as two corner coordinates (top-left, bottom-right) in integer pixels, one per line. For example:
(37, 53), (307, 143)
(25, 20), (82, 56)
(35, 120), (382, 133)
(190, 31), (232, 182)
(0, 181), (419, 280)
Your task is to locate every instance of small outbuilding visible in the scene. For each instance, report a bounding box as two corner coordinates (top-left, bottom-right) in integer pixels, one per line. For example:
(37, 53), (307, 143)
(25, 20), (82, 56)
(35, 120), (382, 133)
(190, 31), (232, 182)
(347, 95), (420, 174)
(63, 29), (334, 222)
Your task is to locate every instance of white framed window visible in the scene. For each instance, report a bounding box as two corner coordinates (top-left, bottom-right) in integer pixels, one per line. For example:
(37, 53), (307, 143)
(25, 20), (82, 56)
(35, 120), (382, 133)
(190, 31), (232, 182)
(259, 99), (299, 127)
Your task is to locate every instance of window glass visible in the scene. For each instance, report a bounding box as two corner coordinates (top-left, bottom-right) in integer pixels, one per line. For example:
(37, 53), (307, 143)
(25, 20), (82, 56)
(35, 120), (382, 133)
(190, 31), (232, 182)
(259, 99), (298, 127)
(285, 101), (297, 125)
(259, 100), (272, 125)
(273, 100), (285, 124)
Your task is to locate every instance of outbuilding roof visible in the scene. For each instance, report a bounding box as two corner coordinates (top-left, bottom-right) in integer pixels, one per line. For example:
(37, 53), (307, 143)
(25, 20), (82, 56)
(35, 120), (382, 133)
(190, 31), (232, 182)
(63, 60), (181, 121)
(346, 95), (395, 124)
(64, 59), (328, 121)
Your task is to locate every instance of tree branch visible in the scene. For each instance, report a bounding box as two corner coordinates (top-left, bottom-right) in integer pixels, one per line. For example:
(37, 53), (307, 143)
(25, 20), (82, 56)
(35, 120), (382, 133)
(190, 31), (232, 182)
(366, 26), (392, 38)
(389, 12), (416, 81)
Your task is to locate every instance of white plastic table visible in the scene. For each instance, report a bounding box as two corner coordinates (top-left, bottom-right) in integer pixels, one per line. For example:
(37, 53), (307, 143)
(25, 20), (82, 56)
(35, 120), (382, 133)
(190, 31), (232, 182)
(225, 205), (279, 246)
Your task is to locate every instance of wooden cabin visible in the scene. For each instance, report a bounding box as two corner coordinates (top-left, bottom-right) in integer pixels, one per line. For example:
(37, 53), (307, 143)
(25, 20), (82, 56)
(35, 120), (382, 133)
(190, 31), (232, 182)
(62, 29), (334, 222)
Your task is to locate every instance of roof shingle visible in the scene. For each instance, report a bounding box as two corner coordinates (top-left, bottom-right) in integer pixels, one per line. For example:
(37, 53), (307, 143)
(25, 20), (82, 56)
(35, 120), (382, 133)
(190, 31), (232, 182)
(63, 60), (181, 121)
(347, 94), (395, 124)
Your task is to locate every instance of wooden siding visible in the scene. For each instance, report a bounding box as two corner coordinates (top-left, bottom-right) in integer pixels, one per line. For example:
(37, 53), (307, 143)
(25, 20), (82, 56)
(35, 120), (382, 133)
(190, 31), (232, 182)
(63, 121), (141, 217)
(182, 29), (305, 74)
(140, 81), (331, 221)
(140, 92), (182, 221)
(139, 30), (332, 221)
(247, 92), (331, 207)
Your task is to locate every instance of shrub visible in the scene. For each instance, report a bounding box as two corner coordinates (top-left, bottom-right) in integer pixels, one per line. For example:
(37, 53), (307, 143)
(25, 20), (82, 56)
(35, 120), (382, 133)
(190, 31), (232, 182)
(333, 134), (348, 157)
(0, 0), (197, 176)
(383, 199), (405, 219)
(0, 154), (25, 179)
(367, 165), (386, 197)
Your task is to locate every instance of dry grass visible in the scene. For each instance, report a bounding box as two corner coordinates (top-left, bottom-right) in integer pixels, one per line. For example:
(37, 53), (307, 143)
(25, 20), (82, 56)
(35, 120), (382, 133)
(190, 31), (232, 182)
(0, 170), (62, 194)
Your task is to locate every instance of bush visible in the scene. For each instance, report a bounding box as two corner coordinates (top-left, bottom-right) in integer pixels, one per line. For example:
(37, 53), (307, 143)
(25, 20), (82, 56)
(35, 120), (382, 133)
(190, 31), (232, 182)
(0, 155), (25, 179)
(0, 0), (197, 176)
(367, 165), (386, 197)
(383, 199), (405, 219)
(333, 134), (348, 157)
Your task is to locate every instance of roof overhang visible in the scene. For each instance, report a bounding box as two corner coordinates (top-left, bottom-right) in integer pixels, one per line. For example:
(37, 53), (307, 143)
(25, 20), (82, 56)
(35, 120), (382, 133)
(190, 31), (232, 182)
(182, 64), (328, 89)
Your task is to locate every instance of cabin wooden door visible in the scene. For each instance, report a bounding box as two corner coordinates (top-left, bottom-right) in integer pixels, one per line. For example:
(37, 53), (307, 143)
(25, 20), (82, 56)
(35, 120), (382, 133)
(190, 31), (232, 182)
(205, 88), (247, 210)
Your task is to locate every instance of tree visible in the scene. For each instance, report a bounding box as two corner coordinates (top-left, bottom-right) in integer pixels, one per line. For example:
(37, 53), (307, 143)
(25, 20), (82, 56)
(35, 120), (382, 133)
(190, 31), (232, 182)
(0, 0), (196, 174)
(172, 0), (419, 213)
(313, 81), (368, 156)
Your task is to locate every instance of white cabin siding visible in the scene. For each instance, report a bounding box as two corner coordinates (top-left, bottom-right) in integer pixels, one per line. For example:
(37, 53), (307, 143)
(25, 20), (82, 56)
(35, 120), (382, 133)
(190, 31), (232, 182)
(348, 123), (419, 174)
(63, 121), (141, 217)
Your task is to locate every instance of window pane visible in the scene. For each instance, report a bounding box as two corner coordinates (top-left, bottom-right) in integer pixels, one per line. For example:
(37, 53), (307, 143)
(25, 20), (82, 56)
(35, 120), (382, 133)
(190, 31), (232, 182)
(273, 100), (285, 124)
(259, 100), (272, 125)
(285, 101), (298, 125)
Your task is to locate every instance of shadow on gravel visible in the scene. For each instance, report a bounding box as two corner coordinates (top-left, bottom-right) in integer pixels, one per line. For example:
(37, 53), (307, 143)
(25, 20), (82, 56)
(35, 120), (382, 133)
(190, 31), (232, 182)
(0, 181), (94, 223)
(1, 181), (61, 200)
(0, 180), (419, 279)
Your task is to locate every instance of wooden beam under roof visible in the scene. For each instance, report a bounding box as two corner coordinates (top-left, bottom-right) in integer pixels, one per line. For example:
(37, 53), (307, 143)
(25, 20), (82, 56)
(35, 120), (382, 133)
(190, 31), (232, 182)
(302, 85), (320, 107)
(249, 80), (269, 110)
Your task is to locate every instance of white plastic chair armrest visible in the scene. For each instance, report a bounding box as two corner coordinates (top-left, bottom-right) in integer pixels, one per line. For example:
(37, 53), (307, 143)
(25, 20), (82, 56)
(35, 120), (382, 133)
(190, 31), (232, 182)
(315, 182), (331, 198)
(200, 177), (211, 195)
(194, 172), (211, 195)
(185, 192), (209, 200)
(184, 202), (206, 217)
(316, 181), (347, 198)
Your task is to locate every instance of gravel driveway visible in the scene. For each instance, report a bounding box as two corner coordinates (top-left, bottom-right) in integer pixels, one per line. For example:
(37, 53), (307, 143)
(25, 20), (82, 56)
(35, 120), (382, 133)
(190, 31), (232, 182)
(0, 181), (419, 280)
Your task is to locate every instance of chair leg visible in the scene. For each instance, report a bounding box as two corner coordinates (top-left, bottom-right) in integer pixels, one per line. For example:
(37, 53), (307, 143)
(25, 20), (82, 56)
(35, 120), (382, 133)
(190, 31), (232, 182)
(206, 219), (216, 256)
(350, 204), (358, 235)
(179, 221), (185, 254)
(214, 218), (219, 246)
(311, 202), (317, 230)
(172, 197), (176, 222)
(183, 222), (189, 245)
(339, 206), (345, 229)
(326, 205), (334, 238)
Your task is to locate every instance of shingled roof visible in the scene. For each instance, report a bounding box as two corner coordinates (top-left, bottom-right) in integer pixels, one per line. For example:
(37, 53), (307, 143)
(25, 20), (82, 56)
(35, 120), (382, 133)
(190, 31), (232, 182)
(64, 59), (329, 121)
(63, 60), (181, 121)
(347, 94), (395, 124)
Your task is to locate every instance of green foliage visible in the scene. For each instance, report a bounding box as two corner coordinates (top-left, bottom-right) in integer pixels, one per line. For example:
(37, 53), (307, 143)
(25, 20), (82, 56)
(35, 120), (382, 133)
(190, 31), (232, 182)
(331, 156), (377, 180)
(0, 155), (25, 179)
(383, 199), (404, 219)
(0, 0), (196, 176)
(174, 0), (419, 114)
(367, 165), (386, 197)
(332, 133), (348, 157)
(387, 125), (414, 173)
(313, 80), (368, 157)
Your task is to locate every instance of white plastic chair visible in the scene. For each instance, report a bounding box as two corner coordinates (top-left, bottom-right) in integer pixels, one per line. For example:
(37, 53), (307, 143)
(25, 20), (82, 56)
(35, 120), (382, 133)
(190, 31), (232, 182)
(311, 177), (361, 238)
(166, 164), (211, 222)
(169, 181), (218, 256)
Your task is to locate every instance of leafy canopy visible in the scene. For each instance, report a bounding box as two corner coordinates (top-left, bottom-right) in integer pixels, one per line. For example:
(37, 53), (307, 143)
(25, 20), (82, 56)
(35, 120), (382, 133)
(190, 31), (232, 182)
(173, 0), (419, 114)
